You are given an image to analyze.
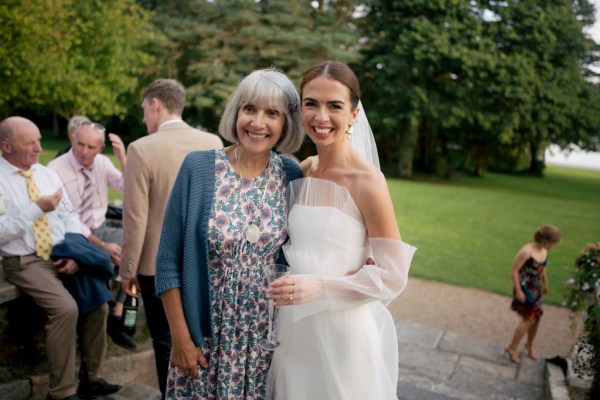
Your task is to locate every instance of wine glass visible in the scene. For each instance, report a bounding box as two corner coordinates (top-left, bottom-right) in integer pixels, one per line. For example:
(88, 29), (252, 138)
(260, 263), (290, 350)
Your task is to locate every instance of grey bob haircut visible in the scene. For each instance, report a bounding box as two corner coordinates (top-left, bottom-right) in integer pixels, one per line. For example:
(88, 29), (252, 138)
(218, 68), (304, 154)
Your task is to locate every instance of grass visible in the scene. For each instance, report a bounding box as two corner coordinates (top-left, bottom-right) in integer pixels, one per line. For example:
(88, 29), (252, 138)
(389, 166), (600, 306)
(40, 138), (600, 306)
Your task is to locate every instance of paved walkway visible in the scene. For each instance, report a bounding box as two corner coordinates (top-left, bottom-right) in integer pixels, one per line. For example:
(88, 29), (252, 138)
(4, 278), (570, 399)
(37, 320), (546, 400)
(71, 320), (548, 400)
(395, 320), (546, 399)
(2, 320), (549, 400)
(389, 277), (582, 358)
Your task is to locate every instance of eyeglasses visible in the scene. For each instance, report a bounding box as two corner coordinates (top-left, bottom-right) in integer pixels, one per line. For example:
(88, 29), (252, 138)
(77, 121), (106, 134)
(59, 177), (102, 214)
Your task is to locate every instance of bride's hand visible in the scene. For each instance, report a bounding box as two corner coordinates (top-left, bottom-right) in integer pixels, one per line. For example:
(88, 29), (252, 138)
(267, 275), (324, 305)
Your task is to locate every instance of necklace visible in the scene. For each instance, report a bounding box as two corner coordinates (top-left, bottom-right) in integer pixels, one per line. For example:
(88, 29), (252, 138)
(234, 146), (269, 244)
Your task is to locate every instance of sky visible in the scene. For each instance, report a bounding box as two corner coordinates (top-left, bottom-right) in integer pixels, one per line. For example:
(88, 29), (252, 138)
(586, 0), (600, 42)
(545, 145), (600, 171)
(544, 0), (600, 171)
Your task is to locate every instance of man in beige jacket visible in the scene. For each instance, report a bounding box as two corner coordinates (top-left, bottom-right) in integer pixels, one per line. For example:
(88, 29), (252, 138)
(120, 79), (223, 398)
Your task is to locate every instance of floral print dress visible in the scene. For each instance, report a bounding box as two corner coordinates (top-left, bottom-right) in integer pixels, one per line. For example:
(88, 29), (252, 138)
(511, 256), (547, 320)
(166, 150), (288, 399)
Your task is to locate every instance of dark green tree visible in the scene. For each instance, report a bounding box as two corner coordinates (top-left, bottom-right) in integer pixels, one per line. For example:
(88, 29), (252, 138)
(482, 0), (600, 175)
(143, 0), (361, 134)
(358, 0), (517, 177)
(358, 0), (599, 177)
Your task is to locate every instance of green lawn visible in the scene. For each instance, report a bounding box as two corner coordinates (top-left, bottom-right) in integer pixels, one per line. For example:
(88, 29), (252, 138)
(40, 137), (600, 306)
(389, 166), (600, 306)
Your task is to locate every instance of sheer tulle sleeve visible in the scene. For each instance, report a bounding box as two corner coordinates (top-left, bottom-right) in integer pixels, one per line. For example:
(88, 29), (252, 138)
(330, 237), (414, 302)
(282, 178), (416, 321)
(285, 238), (415, 321)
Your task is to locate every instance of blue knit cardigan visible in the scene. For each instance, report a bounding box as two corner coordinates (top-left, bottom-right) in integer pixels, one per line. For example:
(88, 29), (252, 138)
(155, 150), (302, 347)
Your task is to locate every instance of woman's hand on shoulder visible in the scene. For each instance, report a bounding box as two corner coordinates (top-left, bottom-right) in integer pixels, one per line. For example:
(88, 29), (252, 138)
(299, 156), (317, 178)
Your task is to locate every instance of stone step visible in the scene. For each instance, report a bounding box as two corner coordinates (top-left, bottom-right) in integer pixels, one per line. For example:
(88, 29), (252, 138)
(0, 348), (160, 400)
(0, 266), (22, 304)
(395, 320), (547, 399)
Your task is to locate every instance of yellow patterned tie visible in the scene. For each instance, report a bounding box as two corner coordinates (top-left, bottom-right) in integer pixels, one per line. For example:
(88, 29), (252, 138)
(18, 170), (52, 261)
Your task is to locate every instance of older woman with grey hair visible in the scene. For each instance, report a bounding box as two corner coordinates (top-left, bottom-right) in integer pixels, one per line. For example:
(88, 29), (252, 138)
(155, 68), (304, 399)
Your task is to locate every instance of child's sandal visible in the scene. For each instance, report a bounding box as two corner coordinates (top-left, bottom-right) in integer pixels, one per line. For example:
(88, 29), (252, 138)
(525, 344), (537, 360)
(505, 347), (521, 364)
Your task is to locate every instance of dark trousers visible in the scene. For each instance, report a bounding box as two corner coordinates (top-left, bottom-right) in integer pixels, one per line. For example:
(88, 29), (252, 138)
(138, 274), (171, 399)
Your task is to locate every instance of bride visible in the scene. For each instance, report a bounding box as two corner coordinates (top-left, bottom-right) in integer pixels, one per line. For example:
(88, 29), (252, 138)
(266, 61), (416, 399)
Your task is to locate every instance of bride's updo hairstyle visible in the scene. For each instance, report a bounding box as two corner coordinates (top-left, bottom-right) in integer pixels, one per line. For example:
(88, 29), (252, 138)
(300, 61), (361, 110)
(219, 67), (304, 154)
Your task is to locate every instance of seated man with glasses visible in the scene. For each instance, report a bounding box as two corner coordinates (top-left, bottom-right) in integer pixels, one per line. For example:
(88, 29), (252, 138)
(48, 120), (135, 350)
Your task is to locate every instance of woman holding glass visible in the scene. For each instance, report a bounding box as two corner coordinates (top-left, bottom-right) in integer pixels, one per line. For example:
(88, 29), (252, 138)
(155, 68), (303, 399)
(266, 61), (416, 399)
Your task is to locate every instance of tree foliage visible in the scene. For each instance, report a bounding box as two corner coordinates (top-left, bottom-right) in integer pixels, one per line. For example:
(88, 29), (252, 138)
(358, 0), (600, 177)
(0, 0), (157, 120)
(144, 0), (361, 131)
(1, 0), (598, 175)
(482, 0), (600, 174)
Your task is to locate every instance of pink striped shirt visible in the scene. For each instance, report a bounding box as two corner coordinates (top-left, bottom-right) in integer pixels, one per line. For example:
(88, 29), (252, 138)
(48, 149), (123, 237)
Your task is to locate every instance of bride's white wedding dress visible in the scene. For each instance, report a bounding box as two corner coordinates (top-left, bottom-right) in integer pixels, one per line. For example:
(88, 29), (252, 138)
(267, 178), (415, 400)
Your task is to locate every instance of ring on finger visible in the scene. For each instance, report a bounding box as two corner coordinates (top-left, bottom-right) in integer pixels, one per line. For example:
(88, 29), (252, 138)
(289, 293), (294, 301)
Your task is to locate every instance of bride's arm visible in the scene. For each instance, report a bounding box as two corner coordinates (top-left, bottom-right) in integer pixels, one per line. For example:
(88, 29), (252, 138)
(357, 170), (401, 240)
(268, 174), (416, 310)
(269, 238), (415, 305)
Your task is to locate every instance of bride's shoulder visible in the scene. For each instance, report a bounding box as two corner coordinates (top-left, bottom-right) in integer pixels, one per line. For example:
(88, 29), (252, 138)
(353, 163), (386, 189)
(346, 165), (387, 203)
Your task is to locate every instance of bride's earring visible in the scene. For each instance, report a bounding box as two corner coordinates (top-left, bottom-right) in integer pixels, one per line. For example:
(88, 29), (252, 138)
(346, 124), (353, 138)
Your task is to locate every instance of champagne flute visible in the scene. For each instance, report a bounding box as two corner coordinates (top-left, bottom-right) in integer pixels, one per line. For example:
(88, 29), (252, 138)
(260, 263), (290, 350)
